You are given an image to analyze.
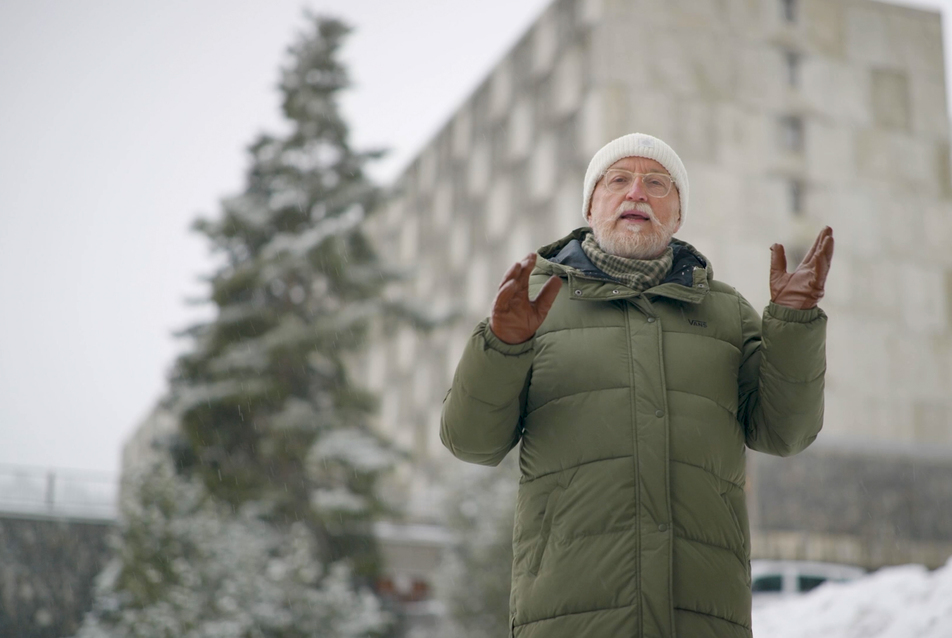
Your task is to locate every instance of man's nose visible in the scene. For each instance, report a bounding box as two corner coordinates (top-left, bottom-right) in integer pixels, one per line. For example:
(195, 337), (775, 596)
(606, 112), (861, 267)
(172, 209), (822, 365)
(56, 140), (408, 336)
(625, 177), (649, 201)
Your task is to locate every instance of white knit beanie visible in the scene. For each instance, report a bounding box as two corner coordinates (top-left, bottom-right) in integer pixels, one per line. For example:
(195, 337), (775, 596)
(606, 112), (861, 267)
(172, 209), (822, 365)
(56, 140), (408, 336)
(582, 133), (689, 223)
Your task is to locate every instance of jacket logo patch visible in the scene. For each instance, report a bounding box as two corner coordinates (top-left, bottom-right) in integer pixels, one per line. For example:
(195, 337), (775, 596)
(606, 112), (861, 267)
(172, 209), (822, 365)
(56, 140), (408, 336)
(689, 319), (708, 328)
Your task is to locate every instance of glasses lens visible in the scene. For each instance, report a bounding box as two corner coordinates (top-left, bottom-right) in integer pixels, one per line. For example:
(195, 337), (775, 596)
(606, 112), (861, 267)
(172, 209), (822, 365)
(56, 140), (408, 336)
(605, 170), (633, 192)
(603, 171), (672, 196)
(643, 174), (672, 197)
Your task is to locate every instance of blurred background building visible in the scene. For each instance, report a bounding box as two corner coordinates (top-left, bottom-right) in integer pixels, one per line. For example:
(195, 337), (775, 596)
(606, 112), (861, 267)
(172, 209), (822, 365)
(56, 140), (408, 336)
(361, 0), (952, 577)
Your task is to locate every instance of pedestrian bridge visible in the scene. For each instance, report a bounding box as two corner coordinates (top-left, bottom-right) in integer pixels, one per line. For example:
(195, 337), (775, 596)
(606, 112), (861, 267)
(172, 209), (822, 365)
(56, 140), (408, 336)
(0, 463), (117, 638)
(0, 463), (117, 523)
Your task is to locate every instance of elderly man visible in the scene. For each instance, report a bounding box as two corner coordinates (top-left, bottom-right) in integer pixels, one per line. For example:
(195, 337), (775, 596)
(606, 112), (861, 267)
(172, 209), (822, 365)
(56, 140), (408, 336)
(440, 133), (834, 638)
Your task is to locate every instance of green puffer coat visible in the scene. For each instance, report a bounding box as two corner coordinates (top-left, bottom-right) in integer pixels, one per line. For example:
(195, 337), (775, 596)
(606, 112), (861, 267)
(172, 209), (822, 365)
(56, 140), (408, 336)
(441, 229), (827, 637)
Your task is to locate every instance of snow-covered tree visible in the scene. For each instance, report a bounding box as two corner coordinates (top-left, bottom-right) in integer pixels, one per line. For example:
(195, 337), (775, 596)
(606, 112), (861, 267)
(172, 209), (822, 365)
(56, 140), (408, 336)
(77, 455), (389, 638)
(434, 457), (519, 638)
(77, 14), (402, 637)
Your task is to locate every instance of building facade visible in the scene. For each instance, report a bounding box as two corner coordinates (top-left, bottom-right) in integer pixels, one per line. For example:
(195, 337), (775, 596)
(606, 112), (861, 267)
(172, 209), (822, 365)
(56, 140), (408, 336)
(364, 0), (952, 568)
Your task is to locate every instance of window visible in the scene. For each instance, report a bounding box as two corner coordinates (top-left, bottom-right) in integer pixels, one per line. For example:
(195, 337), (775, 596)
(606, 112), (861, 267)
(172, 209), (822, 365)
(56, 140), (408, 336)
(752, 575), (783, 592)
(798, 575), (827, 592)
(871, 69), (911, 131)
(788, 180), (804, 216)
(780, 115), (804, 153)
(784, 50), (800, 87)
(782, 0), (797, 23)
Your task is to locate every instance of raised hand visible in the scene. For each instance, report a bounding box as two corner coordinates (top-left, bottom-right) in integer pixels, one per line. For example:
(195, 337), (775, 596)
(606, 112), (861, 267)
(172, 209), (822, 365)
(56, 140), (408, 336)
(769, 226), (835, 310)
(490, 253), (562, 345)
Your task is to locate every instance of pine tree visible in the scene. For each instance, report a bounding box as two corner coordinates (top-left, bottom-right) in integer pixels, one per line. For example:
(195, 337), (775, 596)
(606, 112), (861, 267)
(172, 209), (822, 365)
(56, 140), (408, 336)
(435, 458), (519, 638)
(77, 14), (399, 637)
(168, 11), (394, 580)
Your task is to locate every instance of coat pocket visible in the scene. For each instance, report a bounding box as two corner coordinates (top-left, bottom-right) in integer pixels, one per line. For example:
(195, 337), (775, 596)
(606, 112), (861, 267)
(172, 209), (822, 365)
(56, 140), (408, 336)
(527, 485), (564, 575)
(719, 487), (750, 580)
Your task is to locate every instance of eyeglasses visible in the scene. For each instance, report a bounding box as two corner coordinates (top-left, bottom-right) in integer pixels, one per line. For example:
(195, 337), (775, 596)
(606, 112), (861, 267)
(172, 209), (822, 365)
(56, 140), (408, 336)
(602, 169), (675, 198)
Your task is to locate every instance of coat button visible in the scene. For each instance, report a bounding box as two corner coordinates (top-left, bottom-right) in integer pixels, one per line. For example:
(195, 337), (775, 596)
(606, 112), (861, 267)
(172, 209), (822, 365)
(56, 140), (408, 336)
(658, 523), (668, 532)
(574, 289), (582, 296)
(655, 410), (664, 418)
(647, 317), (655, 323)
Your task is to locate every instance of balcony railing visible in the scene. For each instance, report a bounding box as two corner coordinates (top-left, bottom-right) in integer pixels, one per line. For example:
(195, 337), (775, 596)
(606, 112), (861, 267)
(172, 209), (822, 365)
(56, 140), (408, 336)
(0, 463), (117, 522)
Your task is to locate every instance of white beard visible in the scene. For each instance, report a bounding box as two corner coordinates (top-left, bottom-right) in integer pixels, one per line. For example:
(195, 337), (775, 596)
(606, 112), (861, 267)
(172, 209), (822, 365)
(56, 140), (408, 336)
(590, 201), (678, 259)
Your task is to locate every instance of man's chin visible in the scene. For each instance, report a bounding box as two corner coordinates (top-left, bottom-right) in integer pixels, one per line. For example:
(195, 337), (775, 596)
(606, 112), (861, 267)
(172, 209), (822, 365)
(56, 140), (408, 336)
(596, 229), (667, 259)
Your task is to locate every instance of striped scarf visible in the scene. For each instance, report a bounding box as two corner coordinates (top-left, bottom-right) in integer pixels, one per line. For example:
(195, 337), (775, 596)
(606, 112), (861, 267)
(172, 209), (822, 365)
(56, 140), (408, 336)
(581, 232), (673, 293)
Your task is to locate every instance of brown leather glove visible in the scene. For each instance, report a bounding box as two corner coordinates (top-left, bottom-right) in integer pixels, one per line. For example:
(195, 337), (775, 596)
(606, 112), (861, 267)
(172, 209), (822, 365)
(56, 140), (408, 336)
(769, 226), (835, 310)
(490, 253), (562, 345)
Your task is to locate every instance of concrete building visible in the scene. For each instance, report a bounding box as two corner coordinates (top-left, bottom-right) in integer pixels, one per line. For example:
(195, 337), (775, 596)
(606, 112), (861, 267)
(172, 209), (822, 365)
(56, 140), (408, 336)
(363, 0), (952, 570)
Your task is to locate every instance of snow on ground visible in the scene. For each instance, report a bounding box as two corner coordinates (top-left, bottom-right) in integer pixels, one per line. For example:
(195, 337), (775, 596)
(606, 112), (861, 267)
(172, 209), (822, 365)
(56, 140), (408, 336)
(753, 558), (952, 638)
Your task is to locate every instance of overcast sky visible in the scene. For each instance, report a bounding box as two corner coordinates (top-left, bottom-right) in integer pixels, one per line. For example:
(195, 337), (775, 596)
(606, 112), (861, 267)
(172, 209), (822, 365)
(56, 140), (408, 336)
(0, 0), (949, 476)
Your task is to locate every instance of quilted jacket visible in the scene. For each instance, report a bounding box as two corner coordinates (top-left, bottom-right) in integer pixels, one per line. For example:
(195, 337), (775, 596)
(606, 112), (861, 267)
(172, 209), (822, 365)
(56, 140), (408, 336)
(441, 228), (827, 637)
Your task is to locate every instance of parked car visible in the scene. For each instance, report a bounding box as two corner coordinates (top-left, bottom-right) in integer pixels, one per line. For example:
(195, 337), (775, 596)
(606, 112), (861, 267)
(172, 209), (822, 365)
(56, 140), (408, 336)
(750, 560), (866, 603)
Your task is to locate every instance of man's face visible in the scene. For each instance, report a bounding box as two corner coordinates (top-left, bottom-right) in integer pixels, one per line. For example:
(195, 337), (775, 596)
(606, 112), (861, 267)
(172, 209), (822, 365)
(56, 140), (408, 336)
(586, 156), (682, 259)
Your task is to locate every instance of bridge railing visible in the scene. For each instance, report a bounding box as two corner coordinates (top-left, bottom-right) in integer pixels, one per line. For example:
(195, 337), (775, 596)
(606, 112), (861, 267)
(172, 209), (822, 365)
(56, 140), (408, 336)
(0, 463), (117, 522)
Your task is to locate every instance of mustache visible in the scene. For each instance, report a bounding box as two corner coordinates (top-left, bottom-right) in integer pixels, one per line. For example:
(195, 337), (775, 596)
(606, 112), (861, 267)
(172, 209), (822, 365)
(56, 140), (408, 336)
(615, 201), (656, 222)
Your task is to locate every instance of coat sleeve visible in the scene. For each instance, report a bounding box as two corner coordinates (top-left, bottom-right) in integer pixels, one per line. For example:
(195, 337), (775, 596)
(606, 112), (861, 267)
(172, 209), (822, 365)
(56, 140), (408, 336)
(440, 320), (534, 466)
(736, 297), (827, 457)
